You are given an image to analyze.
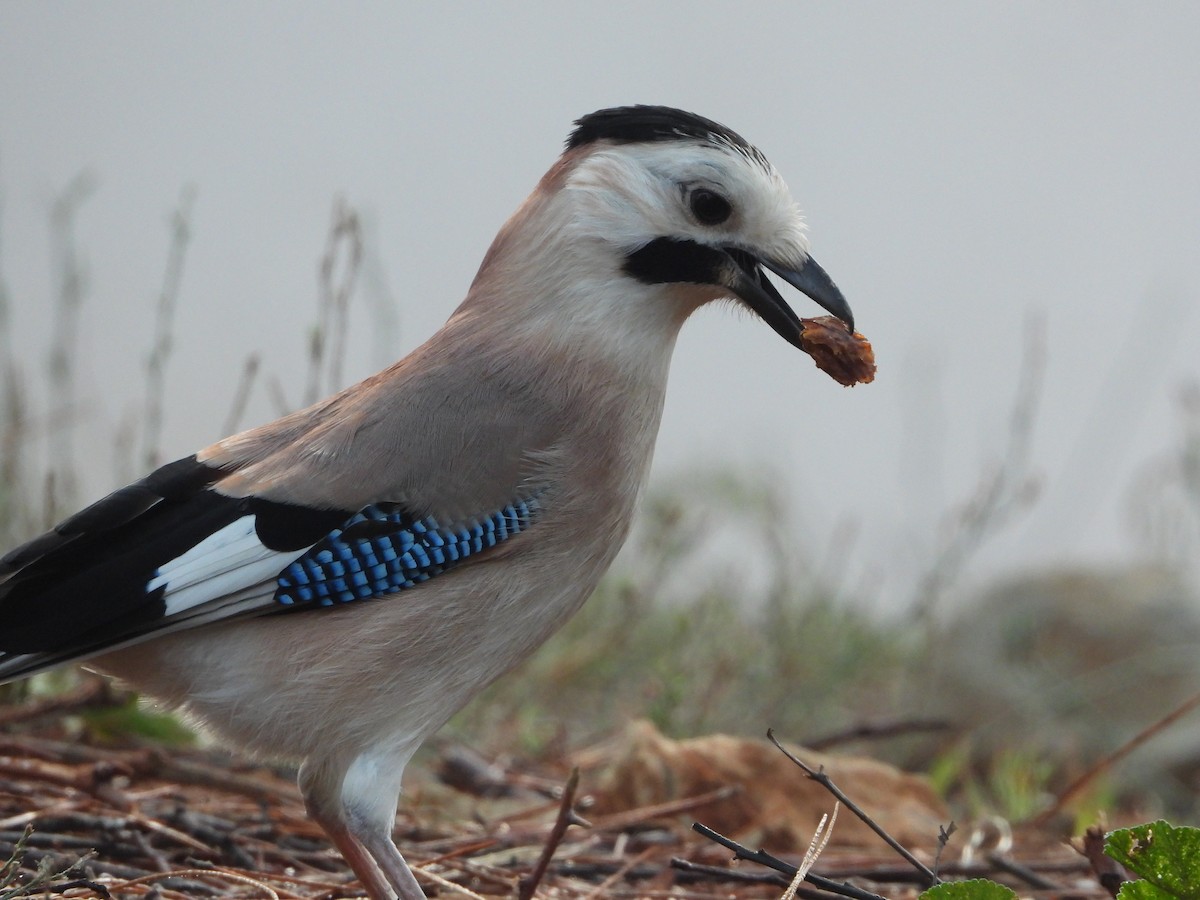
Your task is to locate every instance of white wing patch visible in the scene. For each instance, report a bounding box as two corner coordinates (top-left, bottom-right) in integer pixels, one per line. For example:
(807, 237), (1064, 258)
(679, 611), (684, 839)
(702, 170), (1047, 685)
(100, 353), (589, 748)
(148, 516), (307, 617)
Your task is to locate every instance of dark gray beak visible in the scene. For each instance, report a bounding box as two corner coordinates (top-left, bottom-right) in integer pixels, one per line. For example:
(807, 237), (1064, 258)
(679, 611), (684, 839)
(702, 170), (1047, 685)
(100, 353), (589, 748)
(621, 237), (854, 347)
(722, 250), (854, 348)
(761, 256), (854, 334)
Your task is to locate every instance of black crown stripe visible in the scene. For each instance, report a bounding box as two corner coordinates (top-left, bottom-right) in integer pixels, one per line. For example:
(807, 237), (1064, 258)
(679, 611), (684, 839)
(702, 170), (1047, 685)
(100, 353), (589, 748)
(567, 105), (764, 165)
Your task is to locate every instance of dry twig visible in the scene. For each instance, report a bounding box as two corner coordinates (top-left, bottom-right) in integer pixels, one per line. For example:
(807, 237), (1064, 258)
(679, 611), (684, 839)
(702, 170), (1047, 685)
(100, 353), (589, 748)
(690, 821), (885, 900)
(0, 678), (121, 728)
(516, 767), (588, 900)
(767, 729), (940, 888)
(589, 785), (739, 832)
(1075, 826), (1130, 899)
(804, 717), (952, 751)
(1032, 688), (1200, 826)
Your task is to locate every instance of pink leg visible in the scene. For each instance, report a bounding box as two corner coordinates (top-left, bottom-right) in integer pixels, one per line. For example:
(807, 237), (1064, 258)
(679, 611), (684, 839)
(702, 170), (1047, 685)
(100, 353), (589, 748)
(354, 823), (426, 900)
(298, 757), (426, 899)
(310, 807), (399, 900)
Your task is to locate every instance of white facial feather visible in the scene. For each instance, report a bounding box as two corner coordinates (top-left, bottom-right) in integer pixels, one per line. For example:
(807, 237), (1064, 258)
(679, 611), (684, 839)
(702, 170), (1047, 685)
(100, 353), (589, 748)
(564, 140), (811, 269)
(461, 137), (816, 373)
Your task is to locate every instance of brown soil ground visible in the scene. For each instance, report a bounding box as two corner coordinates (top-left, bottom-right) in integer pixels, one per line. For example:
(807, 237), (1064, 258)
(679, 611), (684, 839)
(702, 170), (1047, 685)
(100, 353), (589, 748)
(0, 687), (1113, 899)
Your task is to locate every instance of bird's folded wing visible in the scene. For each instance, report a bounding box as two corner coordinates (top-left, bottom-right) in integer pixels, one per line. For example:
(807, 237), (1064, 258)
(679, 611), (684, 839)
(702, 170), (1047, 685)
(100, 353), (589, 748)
(0, 452), (540, 681)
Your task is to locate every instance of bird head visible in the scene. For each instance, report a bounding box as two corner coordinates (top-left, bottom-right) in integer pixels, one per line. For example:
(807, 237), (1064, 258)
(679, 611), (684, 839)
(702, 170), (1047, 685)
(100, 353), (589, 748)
(463, 105), (853, 365)
(557, 105), (854, 344)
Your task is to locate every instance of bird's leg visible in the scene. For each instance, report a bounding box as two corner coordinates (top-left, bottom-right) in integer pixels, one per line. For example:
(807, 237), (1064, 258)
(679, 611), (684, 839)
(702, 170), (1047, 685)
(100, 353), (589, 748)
(353, 823), (427, 900)
(300, 762), (405, 900)
(305, 784), (428, 900)
(313, 813), (400, 900)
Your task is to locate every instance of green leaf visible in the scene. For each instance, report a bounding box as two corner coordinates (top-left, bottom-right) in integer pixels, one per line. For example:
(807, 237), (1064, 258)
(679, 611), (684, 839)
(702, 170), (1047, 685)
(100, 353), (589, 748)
(1106, 820), (1200, 899)
(919, 879), (1018, 900)
(1117, 882), (1182, 899)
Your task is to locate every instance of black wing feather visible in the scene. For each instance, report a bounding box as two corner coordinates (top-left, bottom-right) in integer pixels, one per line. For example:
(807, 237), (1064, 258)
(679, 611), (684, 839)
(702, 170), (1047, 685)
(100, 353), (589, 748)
(0, 456), (240, 652)
(0, 453), (358, 655)
(0, 455), (224, 575)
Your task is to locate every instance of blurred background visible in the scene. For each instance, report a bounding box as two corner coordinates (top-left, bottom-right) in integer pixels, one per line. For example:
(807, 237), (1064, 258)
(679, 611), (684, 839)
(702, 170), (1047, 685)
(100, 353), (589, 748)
(2, 2), (1199, 821)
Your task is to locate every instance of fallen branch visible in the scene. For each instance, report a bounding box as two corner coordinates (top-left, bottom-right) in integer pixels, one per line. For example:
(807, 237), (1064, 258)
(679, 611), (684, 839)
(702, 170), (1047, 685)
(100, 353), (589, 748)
(690, 821), (886, 900)
(109, 866), (283, 899)
(589, 785), (739, 832)
(670, 857), (791, 888)
(0, 678), (122, 728)
(985, 852), (1064, 891)
(0, 824), (111, 899)
(1032, 688), (1200, 826)
(516, 767), (588, 900)
(804, 717), (953, 752)
(581, 845), (658, 900)
(767, 728), (941, 888)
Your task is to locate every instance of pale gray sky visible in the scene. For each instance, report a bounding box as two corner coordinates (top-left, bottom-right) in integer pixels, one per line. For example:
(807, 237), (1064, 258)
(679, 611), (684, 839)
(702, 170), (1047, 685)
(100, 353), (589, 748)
(2, 2), (1198, 606)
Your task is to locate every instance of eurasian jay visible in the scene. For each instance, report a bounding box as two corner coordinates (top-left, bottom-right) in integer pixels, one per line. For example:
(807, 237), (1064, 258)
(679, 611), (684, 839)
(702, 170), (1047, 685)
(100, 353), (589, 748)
(0, 106), (856, 899)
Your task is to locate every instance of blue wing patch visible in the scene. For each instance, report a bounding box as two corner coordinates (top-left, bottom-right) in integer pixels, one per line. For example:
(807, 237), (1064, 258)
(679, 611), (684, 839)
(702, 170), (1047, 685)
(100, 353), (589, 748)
(273, 497), (540, 608)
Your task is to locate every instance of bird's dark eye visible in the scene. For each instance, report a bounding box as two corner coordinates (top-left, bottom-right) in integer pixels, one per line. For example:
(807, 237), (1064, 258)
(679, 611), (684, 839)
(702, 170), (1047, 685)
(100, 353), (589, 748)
(689, 189), (732, 226)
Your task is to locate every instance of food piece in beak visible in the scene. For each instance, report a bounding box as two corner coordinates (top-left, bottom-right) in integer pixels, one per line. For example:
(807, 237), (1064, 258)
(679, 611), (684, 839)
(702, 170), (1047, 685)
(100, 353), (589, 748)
(799, 316), (876, 386)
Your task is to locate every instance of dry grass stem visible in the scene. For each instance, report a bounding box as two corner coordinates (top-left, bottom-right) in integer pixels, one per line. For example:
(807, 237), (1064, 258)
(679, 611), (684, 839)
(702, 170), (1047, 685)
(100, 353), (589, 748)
(306, 197), (362, 405)
(140, 187), (195, 470)
(782, 803), (838, 900)
(1032, 687), (1200, 826)
(912, 315), (1046, 615)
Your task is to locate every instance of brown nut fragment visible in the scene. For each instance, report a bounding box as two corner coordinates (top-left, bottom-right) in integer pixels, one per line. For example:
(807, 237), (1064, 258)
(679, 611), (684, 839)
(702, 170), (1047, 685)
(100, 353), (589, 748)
(799, 316), (876, 386)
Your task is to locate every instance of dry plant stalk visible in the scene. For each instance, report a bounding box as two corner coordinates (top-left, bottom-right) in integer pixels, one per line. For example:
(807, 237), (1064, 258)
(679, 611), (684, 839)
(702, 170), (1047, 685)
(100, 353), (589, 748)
(140, 187), (195, 471)
(305, 198), (363, 406)
(44, 172), (97, 526)
(782, 803), (838, 900)
(911, 315), (1046, 615)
